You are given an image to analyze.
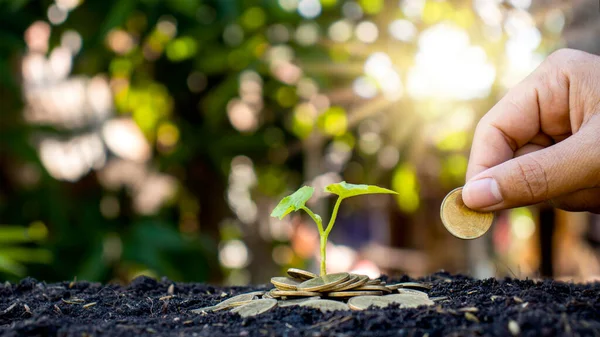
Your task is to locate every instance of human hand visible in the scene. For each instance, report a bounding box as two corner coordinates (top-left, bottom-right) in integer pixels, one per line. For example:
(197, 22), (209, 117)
(462, 49), (600, 213)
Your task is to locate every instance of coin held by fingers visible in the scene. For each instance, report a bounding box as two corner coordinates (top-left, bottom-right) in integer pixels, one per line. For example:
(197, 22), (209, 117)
(440, 187), (496, 239)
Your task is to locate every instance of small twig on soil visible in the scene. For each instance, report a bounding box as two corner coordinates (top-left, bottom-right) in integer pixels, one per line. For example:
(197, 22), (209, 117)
(1, 303), (17, 315)
(61, 298), (84, 304)
(161, 299), (170, 314)
(69, 276), (77, 289)
(159, 295), (175, 301)
(23, 304), (32, 315)
(168, 284), (174, 295)
(83, 302), (97, 309)
(508, 320), (520, 336)
(458, 307), (479, 313)
(464, 312), (479, 323)
(147, 297), (154, 315)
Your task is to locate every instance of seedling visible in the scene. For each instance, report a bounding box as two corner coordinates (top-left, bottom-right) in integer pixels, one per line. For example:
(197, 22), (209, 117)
(270, 181), (397, 276)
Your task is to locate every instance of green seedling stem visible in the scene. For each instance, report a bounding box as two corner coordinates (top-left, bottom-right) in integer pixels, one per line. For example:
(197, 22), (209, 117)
(270, 182), (397, 276)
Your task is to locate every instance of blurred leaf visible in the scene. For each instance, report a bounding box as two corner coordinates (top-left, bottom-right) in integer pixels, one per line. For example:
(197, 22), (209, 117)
(0, 254), (25, 277)
(392, 165), (420, 213)
(318, 106), (347, 136)
(270, 186), (315, 220)
(0, 223), (47, 244)
(166, 37), (199, 62)
(0, 247), (52, 264)
(359, 0), (383, 14)
(325, 181), (397, 199)
(122, 220), (216, 281)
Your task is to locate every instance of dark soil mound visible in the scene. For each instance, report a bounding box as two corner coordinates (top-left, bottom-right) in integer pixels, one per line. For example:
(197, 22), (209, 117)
(0, 272), (598, 336)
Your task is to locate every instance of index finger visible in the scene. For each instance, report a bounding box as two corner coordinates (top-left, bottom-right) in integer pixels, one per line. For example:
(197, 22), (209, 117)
(466, 51), (572, 181)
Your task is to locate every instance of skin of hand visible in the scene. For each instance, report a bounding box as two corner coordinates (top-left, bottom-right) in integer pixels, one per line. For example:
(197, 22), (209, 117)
(462, 49), (600, 214)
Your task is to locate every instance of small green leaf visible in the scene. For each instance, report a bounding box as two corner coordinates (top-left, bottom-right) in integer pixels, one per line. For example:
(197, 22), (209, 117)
(270, 186), (314, 219)
(325, 181), (398, 199)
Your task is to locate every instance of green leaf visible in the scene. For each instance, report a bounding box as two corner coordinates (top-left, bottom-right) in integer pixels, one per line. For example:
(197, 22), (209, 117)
(325, 181), (398, 199)
(270, 186), (314, 219)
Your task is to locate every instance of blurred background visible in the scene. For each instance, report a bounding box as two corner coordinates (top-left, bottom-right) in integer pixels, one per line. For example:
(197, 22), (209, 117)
(1, 0), (599, 285)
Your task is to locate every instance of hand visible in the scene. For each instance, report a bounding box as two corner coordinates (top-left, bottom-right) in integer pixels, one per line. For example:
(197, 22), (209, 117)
(462, 49), (600, 213)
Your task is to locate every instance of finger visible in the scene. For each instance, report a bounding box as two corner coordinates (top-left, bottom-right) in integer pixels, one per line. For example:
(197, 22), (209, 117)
(513, 133), (554, 157)
(466, 49), (593, 181)
(462, 124), (600, 211)
(514, 143), (545, 157)
(548, 188), (600, 213)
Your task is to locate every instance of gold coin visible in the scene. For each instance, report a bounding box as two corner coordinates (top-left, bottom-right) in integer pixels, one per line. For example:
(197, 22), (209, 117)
(334, 274), (369, 291)
(270, 277), (300, 290)
(328, 274), (358, 291)
(440, 187), (495, 239)
(366, 279), (384, 286)
(213, 300), (253, 311)
(277, 296), (321, 307)
(384, 294), (434, 308)
(396, 289), (429, 297)
(326, 290), (383, 298)
(287, 268), (317, 281)
(189, 305), (220, 314)
(230, 299), (277, 317)
(354, 285), (392, 293)
(299, 299), (350, 312)
(297, 272), (350, 292)
(271, 290), (322, 297)
(190, 291), (263, 313)
(347, 295), (392, 310)
(386, 282), (432, 291)
(219, 291), (264, 305)
(267, 289), (282, 298)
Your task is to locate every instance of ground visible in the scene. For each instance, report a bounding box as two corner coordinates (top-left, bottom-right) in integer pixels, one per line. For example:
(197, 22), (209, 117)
(0, 272), (598, 336)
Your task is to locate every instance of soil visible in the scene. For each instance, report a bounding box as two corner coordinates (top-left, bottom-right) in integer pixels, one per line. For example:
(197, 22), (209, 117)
(0, 272), (598, 337)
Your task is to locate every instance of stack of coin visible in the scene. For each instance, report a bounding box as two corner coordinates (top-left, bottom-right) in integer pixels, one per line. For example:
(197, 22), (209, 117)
(190, 268), (437, 317)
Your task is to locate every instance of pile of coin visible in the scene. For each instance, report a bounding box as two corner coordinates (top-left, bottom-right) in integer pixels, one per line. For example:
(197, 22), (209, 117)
(190, 268), (436, 317)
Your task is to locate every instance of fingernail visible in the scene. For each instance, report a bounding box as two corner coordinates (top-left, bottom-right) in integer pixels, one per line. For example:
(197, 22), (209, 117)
(463, 178), (503, 208)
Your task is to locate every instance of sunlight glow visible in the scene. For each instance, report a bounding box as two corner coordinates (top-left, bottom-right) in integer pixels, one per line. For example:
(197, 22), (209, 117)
(388, 19), (417, 42)
(39, 133), (106, 182)
(360, 52), (404, 101)
(102, 118), (151, 163)
(47, 4), (68, 25)
(407, 23), (495, 100)
(355, 21), (378, 43)
(220, 239), (251, 269)
(295, 22), (320, 46)
(227, 156), (258, 224)
(298, 0), (321, 19)
(328, 20), (353, 42)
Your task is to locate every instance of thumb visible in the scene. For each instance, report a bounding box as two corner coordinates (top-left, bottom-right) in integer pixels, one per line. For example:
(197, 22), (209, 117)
(462, 127), (600, 211)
